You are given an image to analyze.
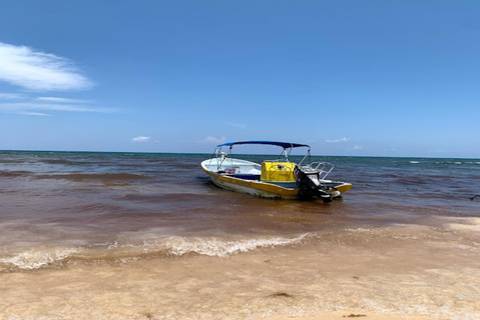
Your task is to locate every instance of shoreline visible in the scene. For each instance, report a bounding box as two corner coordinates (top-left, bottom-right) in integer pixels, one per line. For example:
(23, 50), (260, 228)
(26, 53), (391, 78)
(1, 219), (479, 320)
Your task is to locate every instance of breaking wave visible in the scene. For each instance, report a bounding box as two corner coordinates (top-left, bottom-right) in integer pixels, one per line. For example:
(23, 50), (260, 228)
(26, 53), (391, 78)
(0, 247), (80, 271)
(163, 233), (309, 257)
(0, 234), (310, 272)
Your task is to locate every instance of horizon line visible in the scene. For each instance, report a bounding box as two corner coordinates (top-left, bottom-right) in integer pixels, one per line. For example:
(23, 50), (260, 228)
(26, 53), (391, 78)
(1, 149), (479, 160)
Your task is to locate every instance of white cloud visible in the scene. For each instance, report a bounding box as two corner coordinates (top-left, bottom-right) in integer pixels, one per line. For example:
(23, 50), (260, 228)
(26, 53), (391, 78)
(353, 145), (362, 150)
(0, 93), (25, 100)
(132, 136), (151, 142)
(201, 136), (227, 144)
(0, 102), (114, 115)
(0, 44), (105, 116)
(16, 111), (49, 116)
(326, 137), (351, 143)
(0, 42), (93, 91)
(36, 96), (88, 103)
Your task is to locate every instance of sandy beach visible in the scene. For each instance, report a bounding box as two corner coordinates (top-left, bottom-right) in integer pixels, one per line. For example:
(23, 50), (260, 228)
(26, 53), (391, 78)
(2, 217), (479, 320)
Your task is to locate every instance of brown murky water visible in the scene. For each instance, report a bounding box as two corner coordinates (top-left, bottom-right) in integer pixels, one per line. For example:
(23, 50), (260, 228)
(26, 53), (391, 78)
(1, 151), (479, 319)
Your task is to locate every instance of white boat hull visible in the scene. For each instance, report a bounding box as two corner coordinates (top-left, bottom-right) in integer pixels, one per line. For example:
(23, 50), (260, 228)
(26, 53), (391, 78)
(209, 173), (295, 199)
(201, 160), (351, 200)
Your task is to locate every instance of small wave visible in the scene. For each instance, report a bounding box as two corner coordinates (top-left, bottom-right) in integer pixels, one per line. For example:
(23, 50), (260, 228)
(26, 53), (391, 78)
(146, 159), (168, 163)
(0, 247), (79, 272)
(0, 233), (309, 272)
(446, 217), (480, 232)
(0, 234), (309, 272)
(37, 173), (149, 181)
(0, 170), (34, 177)
(164, 234), (309, 257)
(0, 160), (24, 164)
(409, 161), (420, 164)
(435, 161), (480, 165)
(104, 234), (309, 258)
(41, 159), (91, 165)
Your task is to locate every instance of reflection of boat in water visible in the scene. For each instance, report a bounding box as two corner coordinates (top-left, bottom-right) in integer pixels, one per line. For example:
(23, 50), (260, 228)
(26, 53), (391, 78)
(201, 141), (351, 203)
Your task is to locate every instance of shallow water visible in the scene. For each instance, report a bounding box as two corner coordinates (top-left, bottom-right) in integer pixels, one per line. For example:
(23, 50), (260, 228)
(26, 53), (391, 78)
(0, 151), (479, 319)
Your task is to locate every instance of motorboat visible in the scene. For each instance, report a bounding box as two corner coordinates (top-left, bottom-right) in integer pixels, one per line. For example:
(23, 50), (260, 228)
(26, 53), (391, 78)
(201, 141), (351, 203)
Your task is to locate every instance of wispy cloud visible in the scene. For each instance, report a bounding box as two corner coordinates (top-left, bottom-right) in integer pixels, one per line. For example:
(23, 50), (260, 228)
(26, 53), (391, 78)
(16, 111), (49, 116)
(0, 102), (114, 116)
(326, 137), (351, 143)
(0, 42), (93, 91)
(36, 96), (89, 103)
(0, 43), (108, 116)
(132, 136), (151, 142)
(201, 136), (227, 144)
(353, 145), (362, 150)
(0, 93), (26, 100)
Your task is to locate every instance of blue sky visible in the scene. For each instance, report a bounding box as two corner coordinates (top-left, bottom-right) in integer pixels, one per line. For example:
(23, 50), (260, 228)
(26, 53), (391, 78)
(0, 0), (479, 157)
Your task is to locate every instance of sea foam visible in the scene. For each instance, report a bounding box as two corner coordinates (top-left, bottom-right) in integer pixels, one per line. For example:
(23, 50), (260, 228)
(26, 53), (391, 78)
(0, 247), (79, 271)
(0, 234), (310, 271)
(163, 233), (309, 257)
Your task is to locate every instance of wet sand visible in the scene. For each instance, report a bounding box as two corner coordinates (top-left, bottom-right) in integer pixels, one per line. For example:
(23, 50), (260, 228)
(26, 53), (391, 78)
(2, 216), (479, 320)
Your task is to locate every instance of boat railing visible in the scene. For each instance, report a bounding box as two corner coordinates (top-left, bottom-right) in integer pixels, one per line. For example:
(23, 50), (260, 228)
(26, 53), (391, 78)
(299, 162), (334, 180)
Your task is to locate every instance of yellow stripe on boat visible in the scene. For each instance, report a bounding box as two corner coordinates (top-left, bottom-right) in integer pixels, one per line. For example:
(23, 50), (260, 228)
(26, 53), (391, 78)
(331, 183), (352, 193)
(203, 167), (298, 199)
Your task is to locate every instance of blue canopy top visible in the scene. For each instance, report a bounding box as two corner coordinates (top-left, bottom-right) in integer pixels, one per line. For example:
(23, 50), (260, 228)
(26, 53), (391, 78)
(217, 141), (310, 149)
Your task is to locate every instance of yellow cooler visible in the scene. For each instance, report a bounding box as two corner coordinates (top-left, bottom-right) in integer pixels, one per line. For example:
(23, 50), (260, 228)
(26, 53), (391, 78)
(261, 162), (296, 182)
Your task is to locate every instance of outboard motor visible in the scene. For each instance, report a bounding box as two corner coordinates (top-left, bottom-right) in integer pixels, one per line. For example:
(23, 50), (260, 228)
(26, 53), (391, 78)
(294, 165), (334, 203)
